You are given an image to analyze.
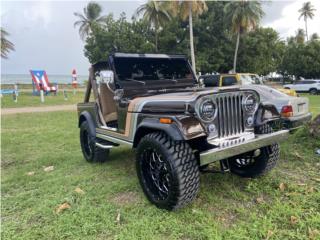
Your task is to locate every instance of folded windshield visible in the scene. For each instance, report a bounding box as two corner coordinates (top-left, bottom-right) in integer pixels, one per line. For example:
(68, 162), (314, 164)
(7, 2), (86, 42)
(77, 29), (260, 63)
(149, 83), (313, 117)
(113, 57), (194, 82)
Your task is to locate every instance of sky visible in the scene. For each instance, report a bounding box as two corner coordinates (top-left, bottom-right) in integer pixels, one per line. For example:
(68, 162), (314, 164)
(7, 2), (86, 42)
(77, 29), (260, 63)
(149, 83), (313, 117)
(1, 0), (320, 75)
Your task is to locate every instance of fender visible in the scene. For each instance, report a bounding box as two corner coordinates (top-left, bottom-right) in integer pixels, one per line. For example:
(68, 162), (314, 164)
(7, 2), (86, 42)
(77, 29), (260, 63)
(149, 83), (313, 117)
(78, 111), (96, 136)
(133, 118), (184, 147)
(255, 103), (280, 126)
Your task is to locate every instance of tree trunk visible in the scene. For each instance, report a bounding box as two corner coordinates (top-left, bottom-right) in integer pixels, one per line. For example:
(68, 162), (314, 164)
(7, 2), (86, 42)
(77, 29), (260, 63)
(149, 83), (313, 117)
(305, 17), (308, 42)
(155, 30), (158, 52)
(155, 18), (159, 52)
(233, 31), (240, 73)
(189, 2), (196, 74)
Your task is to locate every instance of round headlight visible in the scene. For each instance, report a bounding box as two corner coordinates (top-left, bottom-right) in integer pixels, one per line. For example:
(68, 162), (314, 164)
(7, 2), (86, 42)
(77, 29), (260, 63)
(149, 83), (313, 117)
(198, 99), (217, 122)
(243, 94), (258, 113)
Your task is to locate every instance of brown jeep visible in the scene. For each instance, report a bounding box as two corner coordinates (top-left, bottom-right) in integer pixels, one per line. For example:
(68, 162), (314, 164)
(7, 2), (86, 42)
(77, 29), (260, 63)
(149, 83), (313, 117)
(77, 53), (288, 210)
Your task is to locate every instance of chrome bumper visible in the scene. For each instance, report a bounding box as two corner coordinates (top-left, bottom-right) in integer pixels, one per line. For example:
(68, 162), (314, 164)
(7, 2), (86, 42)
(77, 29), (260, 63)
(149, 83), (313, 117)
(283, 112), (312, 130)
(199, 130), (289, 166)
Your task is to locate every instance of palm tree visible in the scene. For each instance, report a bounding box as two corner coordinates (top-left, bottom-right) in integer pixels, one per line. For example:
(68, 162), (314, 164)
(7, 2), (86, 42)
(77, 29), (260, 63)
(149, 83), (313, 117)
(166, 1), (207, 73)
(1, 28), (15, 59)
(298, 2), (316, 41)
(310, 33), (319, 41)
(224, 0), (264, 73)
(296, 28), (305, 44)
(134, 1), (171, 52)
(74, 2), (107, 40)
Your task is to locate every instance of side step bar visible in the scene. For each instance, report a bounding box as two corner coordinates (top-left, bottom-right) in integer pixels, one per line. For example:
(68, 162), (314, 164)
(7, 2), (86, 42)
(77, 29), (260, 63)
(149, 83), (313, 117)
(95, 142), (113, 149)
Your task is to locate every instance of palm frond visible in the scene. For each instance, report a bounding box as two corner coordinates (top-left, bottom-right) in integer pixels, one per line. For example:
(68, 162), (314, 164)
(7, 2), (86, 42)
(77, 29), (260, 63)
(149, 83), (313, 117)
(224, 0), (264, 34)
(298, 1), (316, 20)
(74, 12), (87, 21)
(1, 28), (15, 59)
(73, 20), (85, 28)
(73, 1), (107, 40)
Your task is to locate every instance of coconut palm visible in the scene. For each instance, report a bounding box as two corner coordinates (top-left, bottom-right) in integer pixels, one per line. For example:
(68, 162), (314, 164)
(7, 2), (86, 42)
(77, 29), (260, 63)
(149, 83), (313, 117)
(74, 2), (107, 40)
(224, 0), (264, 73)
(298, 2), (316, 41)
(166, 1), (207, 73)
(296, 28), (305, 44)
(1, 28), (15, 59)
(134, 1), (171, 52)
(310, 33), (319, 41)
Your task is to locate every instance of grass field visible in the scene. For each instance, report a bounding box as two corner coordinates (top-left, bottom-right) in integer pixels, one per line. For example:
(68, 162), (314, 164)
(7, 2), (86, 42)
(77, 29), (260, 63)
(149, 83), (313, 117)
(1, 91), (86, 108)
(2, 108), (320, 239)
(301, 94), (320, 117)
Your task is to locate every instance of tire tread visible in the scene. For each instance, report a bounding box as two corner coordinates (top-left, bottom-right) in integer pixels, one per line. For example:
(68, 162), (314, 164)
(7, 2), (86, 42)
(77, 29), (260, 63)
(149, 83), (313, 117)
(137, 132), (199, 210)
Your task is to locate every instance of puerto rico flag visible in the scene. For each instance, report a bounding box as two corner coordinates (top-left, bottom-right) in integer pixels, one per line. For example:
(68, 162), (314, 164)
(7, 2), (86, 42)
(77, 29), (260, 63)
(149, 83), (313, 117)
(30, 70), (56, 92)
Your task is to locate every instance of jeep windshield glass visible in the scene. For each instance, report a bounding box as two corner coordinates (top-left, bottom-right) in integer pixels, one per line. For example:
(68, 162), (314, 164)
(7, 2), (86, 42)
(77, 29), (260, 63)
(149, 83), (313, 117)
(240, 75), (263, 85)
(113, 57), (194, 83)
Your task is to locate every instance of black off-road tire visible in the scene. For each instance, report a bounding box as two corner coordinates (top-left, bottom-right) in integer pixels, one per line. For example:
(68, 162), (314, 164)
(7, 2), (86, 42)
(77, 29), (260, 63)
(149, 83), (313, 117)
(80, 121), (109, 163)
(136, 132), (200, 210)
(309, 88), (318, 95)
(229, 124), (280, 178)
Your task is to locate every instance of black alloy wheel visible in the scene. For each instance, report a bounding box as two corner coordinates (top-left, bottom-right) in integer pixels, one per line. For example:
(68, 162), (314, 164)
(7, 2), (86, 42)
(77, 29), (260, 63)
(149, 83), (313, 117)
(228, 124), (280, 178)
(80, 121), (109, 162)
(136, 132), (200, 210)
(141, 148), (170, 201)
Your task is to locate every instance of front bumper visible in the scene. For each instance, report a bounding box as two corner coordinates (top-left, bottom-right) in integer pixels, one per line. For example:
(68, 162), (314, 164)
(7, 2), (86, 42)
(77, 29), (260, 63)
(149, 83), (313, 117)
(282, 112), (312, 130)
(199, 130), (289, 166)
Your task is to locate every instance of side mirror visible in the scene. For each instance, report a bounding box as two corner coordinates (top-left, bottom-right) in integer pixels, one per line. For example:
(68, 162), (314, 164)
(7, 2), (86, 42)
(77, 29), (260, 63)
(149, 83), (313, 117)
(100, 70), (114, 85)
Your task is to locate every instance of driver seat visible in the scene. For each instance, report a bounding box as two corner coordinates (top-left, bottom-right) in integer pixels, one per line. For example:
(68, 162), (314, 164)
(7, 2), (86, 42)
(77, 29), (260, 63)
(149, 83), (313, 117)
(99, 83), (118, 124)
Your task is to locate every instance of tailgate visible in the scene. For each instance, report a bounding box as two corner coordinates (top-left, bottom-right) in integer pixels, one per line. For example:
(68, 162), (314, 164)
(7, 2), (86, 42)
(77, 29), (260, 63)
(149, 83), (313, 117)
(289, 97), (309, 116)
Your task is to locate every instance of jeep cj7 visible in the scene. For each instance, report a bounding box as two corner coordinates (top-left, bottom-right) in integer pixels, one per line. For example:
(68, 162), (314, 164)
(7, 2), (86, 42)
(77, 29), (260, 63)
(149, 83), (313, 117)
(77, 53), (288, 210)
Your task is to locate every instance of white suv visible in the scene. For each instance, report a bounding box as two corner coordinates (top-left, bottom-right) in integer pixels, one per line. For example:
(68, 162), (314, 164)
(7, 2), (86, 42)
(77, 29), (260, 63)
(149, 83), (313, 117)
(284, 80), (320, 94)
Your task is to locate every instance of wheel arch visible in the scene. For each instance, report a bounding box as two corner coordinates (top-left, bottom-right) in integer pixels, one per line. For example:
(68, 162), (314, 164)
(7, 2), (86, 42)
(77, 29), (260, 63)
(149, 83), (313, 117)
(254, 103), (280, 126)
(79, 111), (96, 136)
(133, 120), (184, 148)
(309, 88), (318, 93)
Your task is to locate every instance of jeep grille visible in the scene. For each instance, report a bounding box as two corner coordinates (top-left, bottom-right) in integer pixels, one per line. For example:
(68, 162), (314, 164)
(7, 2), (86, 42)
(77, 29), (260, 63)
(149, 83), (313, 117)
(217, 93), (245, 138)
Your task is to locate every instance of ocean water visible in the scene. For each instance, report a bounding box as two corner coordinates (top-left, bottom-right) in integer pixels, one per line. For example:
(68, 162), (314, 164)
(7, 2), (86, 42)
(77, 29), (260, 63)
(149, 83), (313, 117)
(1, 74), (89, 85)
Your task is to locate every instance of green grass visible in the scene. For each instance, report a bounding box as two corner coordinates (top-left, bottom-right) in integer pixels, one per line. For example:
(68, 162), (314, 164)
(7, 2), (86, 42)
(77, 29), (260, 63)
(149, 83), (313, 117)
(2, 111), (320, 239)
(300, 94), (320, 117)
(1, 91), (85, 108)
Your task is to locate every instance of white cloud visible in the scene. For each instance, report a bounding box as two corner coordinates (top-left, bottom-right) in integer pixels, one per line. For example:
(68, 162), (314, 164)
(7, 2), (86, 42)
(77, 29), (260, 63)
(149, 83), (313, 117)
(23, 1), (53, 29)
(264, 0), (320, 39)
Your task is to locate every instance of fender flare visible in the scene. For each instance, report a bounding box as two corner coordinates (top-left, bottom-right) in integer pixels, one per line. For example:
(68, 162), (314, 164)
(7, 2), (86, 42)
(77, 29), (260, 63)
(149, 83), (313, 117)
(133, 119), (184, 147)
(78, 111), (96, 136)
(255, 103), (280, 126)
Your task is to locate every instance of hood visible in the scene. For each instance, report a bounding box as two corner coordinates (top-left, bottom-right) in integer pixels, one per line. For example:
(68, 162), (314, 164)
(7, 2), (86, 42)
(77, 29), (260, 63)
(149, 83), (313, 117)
(129, 86), (255, 114)
(242, 85), (309, 116)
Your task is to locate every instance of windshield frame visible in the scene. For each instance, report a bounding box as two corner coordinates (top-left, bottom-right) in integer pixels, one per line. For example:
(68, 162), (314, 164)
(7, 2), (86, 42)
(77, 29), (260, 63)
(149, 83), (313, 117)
(110, 53), (197, 90)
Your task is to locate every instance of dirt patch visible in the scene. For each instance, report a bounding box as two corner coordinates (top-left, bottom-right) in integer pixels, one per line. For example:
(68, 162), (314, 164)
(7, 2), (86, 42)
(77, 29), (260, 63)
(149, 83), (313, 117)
(215, 210), (239, 228)
(109, 191), (141, 206)
(1, 105), (76, 115)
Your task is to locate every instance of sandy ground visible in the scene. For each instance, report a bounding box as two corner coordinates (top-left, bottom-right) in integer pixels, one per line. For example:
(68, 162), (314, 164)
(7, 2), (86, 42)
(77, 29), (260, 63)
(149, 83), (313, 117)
(1, 105), (76, 115)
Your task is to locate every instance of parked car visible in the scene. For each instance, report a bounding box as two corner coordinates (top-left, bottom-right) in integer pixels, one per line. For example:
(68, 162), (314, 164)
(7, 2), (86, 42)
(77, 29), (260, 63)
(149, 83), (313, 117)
(77, 53), (288, 210)
(284, 80), (320, 95)
(202, 73), (312, 130)
(222, 73), (297, 96)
